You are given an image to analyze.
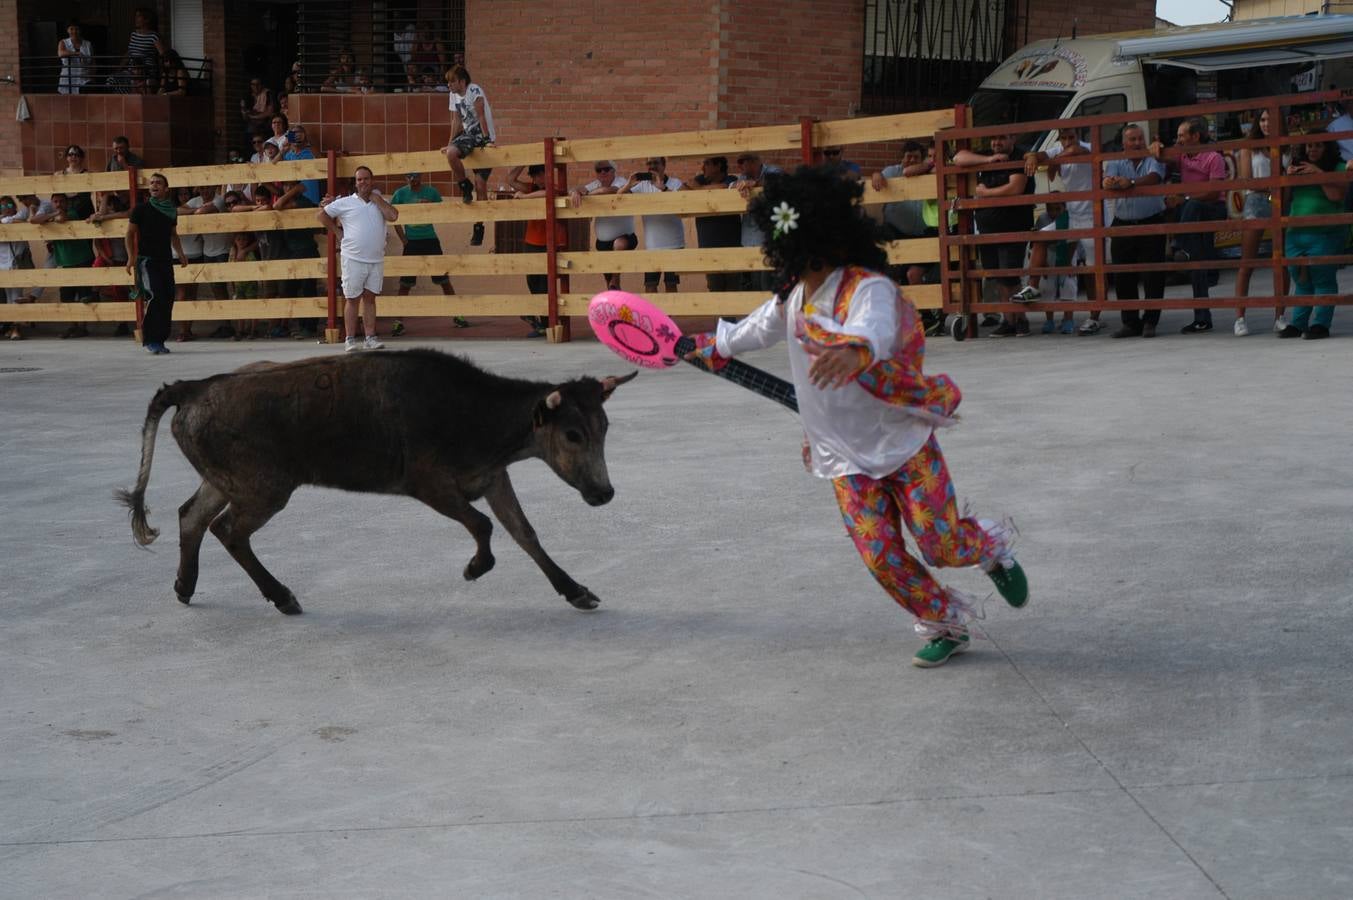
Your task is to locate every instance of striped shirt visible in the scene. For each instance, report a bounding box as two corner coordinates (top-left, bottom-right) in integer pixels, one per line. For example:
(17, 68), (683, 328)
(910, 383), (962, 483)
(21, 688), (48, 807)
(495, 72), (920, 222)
(127, 30), (160, 64)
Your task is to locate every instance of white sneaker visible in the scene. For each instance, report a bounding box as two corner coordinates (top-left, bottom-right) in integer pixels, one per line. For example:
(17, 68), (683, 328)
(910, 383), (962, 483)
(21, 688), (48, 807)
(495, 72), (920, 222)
(1010, 284), (1041, 303)
(1234, 317), (1249, 337)
(344, 336), (360, 352)
(1273, 316), (1287, 333)
(1077, 319), (1102, 335)
(363, 335), (385, 350)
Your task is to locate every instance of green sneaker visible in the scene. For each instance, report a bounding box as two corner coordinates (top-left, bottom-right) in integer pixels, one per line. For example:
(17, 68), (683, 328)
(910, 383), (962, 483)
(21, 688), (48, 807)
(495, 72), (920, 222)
(988, 561), (1029, 609)
(391, 320), (405, 337)
(912, 633), (970, 668)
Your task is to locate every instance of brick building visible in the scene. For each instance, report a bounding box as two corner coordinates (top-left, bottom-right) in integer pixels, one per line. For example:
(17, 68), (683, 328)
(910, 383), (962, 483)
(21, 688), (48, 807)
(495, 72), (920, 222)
(0, 0), (1160, 179)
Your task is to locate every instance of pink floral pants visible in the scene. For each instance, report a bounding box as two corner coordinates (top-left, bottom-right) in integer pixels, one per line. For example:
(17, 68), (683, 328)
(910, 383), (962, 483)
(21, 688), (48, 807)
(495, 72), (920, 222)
(831, 436), (998, 625)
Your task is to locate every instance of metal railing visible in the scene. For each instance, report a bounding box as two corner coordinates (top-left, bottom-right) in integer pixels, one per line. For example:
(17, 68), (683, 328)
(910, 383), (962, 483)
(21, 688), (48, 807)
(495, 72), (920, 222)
(20, 55), (214, 96)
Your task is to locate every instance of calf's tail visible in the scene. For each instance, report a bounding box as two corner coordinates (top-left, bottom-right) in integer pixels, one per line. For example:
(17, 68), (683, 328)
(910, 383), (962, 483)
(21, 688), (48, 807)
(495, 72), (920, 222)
(115, 380), (197, 546)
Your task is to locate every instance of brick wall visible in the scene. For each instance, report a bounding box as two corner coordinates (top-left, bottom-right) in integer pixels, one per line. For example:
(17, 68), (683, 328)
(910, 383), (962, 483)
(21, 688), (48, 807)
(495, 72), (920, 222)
(20, 95), (214, 174)
(1021, 0), (1155, 44)
(0, 0), (23, 174)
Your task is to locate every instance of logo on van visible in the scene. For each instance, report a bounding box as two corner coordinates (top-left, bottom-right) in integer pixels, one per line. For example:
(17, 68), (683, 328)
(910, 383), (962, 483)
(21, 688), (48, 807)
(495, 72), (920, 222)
(1004, 47), (1089, 89)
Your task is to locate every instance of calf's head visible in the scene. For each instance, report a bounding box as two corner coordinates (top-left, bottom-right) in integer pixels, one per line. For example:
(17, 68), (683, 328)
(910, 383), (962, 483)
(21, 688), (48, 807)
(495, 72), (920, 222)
(534, 372), (637, 506)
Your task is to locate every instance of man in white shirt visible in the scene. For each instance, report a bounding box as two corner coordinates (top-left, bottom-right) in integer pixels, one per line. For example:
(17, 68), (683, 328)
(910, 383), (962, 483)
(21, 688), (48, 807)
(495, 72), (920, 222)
(443, 64), (495, 245)
(1329, 100), (1353, 211)
(618, 156), (684, 293)
(318, 166), (399, 351)
(569, 160), (635, 291)
(183, 185), (232, 337)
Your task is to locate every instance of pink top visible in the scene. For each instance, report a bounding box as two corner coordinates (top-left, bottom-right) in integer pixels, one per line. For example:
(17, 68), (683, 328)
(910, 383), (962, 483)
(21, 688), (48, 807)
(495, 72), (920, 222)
(1179, 150), (1226, 184)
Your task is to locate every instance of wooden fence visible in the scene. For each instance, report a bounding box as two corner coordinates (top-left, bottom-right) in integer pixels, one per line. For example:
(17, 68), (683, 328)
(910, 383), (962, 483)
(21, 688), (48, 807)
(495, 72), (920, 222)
(0, 108), (953, 343)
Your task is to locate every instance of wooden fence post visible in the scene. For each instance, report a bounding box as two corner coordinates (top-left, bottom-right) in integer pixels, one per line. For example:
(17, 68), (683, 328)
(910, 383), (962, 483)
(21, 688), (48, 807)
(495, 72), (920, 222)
(799, 116), (815, 164)
(553, 147), (572, 342)
(543, 137), (564, 342)
(324, 150), (339, 344)
(128, 165), (144, 343)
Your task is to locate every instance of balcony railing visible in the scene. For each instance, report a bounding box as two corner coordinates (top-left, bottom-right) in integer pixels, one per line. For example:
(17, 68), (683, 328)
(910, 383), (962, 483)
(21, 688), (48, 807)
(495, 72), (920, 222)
(20, 55), (213, 97)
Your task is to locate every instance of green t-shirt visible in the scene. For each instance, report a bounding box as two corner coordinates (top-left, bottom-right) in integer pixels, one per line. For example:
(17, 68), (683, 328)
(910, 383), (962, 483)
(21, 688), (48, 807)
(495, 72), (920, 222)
(52, 238), (94, 268)
(391, 184), (442, 241)
(1290, 162), (1346, 219)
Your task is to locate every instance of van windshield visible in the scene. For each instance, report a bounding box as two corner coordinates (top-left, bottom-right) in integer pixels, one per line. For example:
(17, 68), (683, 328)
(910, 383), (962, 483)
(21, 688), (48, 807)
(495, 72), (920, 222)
(969, 88), (1075, 146)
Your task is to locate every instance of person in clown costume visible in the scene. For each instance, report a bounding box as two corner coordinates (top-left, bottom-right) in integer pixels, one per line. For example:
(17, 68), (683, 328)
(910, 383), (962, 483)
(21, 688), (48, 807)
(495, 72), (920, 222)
(687, 165), (1028, 667)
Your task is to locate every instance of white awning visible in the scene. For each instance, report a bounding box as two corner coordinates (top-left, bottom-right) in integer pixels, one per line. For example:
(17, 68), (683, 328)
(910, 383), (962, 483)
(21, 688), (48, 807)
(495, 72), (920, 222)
(1148, 35), (1353, 72)
(1115, 14), (1353, 60)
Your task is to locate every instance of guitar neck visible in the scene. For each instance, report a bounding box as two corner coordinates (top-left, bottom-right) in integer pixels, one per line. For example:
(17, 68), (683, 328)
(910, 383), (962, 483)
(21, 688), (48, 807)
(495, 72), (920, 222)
(674, 336), (799, 413)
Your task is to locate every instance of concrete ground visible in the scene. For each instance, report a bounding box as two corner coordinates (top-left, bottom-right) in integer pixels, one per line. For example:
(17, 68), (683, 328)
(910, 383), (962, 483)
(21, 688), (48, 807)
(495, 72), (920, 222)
(2, 292), (1351, 898)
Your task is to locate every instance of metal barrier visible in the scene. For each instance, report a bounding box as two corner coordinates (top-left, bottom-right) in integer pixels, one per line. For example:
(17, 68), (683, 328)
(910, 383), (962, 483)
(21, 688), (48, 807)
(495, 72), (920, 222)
(935, 87), (1353, 336)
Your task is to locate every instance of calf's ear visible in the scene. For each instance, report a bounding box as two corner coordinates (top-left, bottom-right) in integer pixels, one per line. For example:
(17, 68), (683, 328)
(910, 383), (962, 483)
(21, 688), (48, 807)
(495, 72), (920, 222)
(600, 371), (638, 401)
(532, 390), (564, 428)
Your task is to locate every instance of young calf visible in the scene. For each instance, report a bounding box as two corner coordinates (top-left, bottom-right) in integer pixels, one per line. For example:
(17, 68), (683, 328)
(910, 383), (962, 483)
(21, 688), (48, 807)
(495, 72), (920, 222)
(118, 349), (635, 615)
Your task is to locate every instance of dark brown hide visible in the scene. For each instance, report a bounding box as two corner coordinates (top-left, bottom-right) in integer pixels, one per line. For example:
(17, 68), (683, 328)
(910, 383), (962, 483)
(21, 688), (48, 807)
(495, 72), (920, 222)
(117, 350), (636, 615)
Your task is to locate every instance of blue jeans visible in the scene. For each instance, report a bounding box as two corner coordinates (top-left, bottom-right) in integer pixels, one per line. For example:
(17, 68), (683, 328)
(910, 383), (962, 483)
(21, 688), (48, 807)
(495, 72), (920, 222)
(1285, 227), (1343, 330)
(1177, 199), (1227, 323)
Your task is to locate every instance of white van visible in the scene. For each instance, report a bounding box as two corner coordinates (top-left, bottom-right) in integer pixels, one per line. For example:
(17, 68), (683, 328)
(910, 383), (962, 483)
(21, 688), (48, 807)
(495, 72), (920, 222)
(971, 14), (1353, 151)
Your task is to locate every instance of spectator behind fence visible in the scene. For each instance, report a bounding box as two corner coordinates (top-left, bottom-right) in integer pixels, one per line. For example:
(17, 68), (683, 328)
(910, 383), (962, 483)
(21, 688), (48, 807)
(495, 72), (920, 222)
(271, 180), (323, 338)
(569, 160), (635, 292)
(283, 125), (322, 205)
(734, 153), (783, 292)
(821, 146), (861, 177)
(319, 165), (398, 352)
(688, 156), (741, 292)
(954, 132), (1034, 336)
(57, 22), (93, 95)
(1152, 117), (1227, 334)
(409, 22), (446, 72)
(170, 186), (203, 343)
(39, 193), (96, 336)
(619, 156), (685, 294)
(1235, 108), (1290, 336)
(871, 141), (941, 305)
(444, 64), (495, 246)
(106, 136), (146, 173)
(1327, 100), (1353, 212)
(241, 76), (276, 142)
(1022, 127), (1104, 334)
(159, 48), (191, 96)
(126, 172), (189, 355)
(1101, 123), (1168, 339)
(1, 196), (36, 339)
(391, 172), (465, 334)
(228, 229), (261, 340)
(89, 192), (132, 317)
(1278, 132), (1347, 341)
(186, 184), (233, 337)
(265, 114), (291, 155)
(510, 164), (567, 337)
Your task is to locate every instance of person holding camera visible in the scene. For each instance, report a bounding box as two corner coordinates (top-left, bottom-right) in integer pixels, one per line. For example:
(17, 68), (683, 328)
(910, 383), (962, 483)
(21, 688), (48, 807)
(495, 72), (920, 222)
(618, 157), (684, 293)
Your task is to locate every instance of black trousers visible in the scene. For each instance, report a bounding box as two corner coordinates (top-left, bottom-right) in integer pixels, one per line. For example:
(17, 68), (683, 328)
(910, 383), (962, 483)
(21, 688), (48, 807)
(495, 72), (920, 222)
(1110, 216), (1166, 328)
(137, 256), (176, 345)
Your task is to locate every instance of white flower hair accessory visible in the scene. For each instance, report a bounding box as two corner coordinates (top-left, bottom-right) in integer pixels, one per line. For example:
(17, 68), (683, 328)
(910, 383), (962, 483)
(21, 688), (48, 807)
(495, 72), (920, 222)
(770, 201), (800, 239)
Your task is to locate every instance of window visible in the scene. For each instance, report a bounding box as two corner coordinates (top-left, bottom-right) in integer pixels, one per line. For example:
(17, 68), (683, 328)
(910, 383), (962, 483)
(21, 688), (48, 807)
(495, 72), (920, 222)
(1072, 94), (1128, 151)
(296, 0), (466, 94)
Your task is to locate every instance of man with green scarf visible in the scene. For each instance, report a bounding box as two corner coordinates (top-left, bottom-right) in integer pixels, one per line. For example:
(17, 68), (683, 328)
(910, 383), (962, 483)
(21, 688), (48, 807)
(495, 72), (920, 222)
(125, 172), (188, 354)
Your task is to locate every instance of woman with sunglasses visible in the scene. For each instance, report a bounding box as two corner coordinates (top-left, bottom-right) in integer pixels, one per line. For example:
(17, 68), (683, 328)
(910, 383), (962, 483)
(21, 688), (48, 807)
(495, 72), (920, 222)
(54, 145), (94, 222)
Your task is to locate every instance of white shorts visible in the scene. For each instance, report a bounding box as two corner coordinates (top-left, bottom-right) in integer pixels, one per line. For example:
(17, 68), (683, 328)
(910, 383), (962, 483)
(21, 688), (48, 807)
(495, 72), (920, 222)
(341, 258), (384, 299)
(1066, 217), (1097, 264)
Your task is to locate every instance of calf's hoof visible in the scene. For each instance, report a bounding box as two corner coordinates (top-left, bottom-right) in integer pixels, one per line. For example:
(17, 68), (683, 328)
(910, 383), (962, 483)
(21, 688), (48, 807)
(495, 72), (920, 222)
(173, 577), (194, 605)
(463, 552), (495, 581)
(565, 588), (600, 611)
(271, 592), (304, 616)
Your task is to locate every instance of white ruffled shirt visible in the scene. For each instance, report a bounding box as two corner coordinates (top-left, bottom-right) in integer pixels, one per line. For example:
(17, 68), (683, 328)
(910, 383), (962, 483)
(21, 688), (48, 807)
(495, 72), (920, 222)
(715, 268), (934, 479)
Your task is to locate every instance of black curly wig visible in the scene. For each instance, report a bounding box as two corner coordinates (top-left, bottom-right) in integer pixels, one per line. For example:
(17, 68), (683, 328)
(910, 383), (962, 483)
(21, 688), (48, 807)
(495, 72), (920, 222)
(746, 164), (890, 300)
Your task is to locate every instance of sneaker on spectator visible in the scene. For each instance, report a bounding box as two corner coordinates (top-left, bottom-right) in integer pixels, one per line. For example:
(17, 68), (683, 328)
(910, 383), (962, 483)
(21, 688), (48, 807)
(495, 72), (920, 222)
(1041, 319), (1056, 334)
(363, 335), (385, 350)
(1278, 324), (1303, 339)
(1234, 317), (1249, 337)
(912, 633), (971, 668)
(1171, 246), (1190, 263)
(980, 313), (1002, 327)
(989, 321), (1016, 337)
(470, 222), (485, 246)
(1180, 320), (1213, 334)
(391, 320), (405, 337)
(1273, 316), (1287, 333)
(1061, 318), (1076, 335)
(1011, 284), (1040, 303)
(453, 316), (471, 328)
(459, 179), (475, 204)
(1077, 319), (1102, 335)
(1014, 318), (1030, 336)
(344, 336), (360, 352)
